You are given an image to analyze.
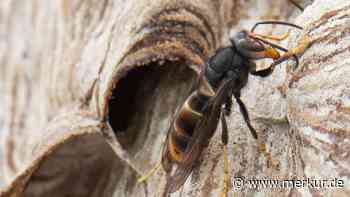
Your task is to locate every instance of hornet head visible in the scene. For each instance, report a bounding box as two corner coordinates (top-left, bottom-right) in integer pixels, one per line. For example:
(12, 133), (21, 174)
(230, 30), (280, 60)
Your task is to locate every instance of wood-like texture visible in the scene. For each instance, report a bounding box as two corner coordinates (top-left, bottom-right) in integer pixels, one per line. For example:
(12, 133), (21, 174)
(0, 0), (349, 196)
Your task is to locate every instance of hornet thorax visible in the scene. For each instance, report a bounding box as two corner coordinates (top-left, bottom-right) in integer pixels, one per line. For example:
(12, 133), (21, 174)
(204, 46), (250, 92)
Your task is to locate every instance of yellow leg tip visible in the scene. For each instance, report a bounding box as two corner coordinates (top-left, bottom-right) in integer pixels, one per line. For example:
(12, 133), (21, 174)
(270, 159), (281, 170)
(137, 175), (149, 183)
(137, 161), (162, 183)
(259, 143), (280, 170)
(259, 143), (267, 153)
(221, 145), (229, 197)
(292, 35), (313, 55)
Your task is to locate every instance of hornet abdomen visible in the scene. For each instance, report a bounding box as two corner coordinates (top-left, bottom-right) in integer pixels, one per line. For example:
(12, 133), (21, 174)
(165, 76), (216, 164)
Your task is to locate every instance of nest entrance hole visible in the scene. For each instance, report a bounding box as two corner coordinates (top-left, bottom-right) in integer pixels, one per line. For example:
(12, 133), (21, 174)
(108, 61), (197, 153)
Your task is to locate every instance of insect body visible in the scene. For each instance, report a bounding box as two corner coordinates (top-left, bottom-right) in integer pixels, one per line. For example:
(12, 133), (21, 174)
(161, 30), (274, 193)
(136, 20), (306, 197)
(160, 22), (303, 196)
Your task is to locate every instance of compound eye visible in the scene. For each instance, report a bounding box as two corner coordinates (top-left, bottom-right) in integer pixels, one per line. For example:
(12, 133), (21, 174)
(230, 30), (248, 46)
(239, 38), (264, 52)
(237, 30), (248, 39)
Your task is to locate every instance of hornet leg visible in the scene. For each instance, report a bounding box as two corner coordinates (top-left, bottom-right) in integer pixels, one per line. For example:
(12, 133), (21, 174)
(233, 94), (280, 169)
(233, 94), (258, 139)
(137, 160), (162, 183)
(276, 35), (313, 92)
(248, 21), (304, 71)
(220, 109), (230, 197)
(254, 34), (312, 73)
(270, 35), (312, 71)
(250, 66), (274, 77)
(250, 35), (311, 77)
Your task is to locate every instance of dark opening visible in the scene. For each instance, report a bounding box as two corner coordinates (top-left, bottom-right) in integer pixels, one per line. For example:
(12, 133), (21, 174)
(108, 67), (156, 132)
(108, 61), (197, 153)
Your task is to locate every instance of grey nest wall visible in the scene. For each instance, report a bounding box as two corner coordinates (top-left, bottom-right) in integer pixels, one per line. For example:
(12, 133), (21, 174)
(0, 0), (349, 196)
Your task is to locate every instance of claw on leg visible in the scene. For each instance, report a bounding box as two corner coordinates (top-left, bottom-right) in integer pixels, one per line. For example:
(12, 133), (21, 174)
(137, 160), (162, 183)
(221, 145), (230, 197)
(270, 34), (312, 69)
(259, 143), (280, 170)
(291, 35), (312, 57)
